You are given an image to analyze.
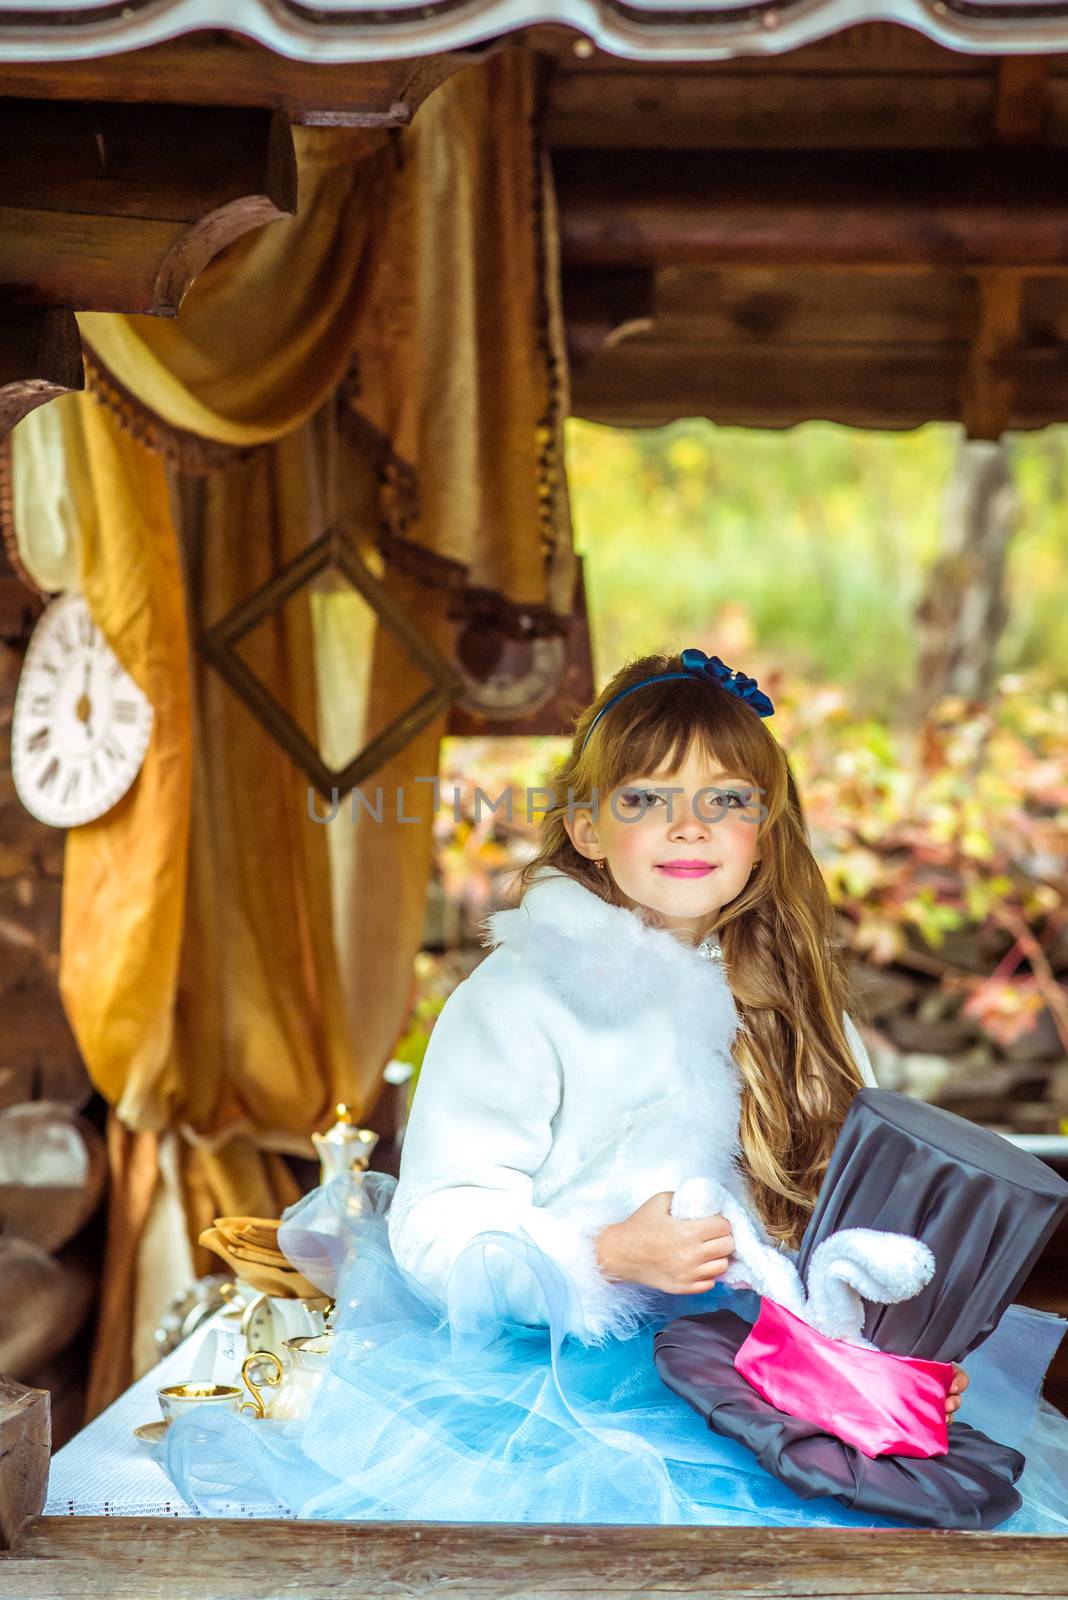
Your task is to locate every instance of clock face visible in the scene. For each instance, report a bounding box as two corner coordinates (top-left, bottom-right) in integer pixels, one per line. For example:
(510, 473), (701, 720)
(11, 592), (154, 828)
(455, 629), (568, 718)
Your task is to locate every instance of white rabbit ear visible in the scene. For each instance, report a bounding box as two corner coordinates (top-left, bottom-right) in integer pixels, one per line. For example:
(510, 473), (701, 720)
(804, 1229), (935, 1345)
(671, 1177), (808, 1318)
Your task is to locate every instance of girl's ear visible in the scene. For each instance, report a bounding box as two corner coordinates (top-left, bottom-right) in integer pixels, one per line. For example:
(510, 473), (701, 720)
(563, 807), (601, 864)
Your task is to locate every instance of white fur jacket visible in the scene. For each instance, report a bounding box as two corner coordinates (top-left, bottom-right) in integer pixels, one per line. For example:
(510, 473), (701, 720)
(387, 868), (876, 1345)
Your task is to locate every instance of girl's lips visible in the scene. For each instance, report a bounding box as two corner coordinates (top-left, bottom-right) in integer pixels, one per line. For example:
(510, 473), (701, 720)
(656, 864), (718, 878)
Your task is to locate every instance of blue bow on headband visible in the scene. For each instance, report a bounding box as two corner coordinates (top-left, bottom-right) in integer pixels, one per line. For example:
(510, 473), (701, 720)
(679, 647), (775, 719)
(579, 646), (774, 754)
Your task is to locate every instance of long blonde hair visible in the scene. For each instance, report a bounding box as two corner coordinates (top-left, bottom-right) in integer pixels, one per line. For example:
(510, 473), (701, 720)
(518, 651), (866, 1248)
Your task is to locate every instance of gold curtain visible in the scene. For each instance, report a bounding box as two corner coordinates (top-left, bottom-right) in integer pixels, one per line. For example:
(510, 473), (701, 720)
(9, 50), (573, 1411)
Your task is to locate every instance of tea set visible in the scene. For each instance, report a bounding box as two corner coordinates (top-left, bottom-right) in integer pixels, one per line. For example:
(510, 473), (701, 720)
(133, 1108), (376, 1444)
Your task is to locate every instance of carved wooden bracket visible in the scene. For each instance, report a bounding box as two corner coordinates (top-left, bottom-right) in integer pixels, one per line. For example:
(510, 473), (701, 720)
(0, 100), (297, 435)
(0, 100), (297, 318)
(0, 309), (83, 437)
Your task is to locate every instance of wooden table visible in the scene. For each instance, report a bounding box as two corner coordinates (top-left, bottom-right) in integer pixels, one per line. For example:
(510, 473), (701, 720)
(4, 1518), (1068, 1600)
(4, 1313), (1066, 1600)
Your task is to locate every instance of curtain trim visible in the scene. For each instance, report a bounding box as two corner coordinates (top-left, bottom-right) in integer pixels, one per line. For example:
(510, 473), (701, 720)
(339, 379), (421, 540)
(530, 57), (570, 580)
(340, 392), (568, 642)
(0, 431), (50, 597)
(82, 345), (265, 477)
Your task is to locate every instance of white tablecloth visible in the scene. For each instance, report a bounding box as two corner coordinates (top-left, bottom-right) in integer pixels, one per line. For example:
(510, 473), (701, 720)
(45, 1311), (282, 1517)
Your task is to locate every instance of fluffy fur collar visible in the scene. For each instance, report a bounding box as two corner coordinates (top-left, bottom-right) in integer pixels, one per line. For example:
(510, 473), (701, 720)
(482, 869), (746, 1214)
(480, 868), (741, 1043)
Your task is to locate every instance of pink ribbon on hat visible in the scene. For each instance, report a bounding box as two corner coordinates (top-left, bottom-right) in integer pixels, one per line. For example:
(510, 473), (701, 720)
(735, 1299), (954, 1459)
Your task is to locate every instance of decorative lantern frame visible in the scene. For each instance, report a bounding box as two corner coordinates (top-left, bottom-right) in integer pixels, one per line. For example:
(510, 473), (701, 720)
(199, 525), (463, 799)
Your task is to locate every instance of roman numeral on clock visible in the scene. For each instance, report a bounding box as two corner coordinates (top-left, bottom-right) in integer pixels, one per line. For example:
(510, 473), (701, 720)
(38, 757), (60, 792)
(113, 700), (139, 725)
(26, 726), (49, 755)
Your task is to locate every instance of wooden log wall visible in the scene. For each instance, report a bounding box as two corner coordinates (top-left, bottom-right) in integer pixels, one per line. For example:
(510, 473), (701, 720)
(0, 38), (464, 438)
(0, 538), (100, 1448)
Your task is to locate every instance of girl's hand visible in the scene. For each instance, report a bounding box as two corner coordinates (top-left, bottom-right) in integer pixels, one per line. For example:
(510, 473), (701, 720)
(946, 1362), (969, 1422)
(594, 1190), (734, 1295)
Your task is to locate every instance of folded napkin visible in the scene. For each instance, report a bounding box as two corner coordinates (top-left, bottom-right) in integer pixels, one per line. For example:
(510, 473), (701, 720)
(199, 1216), (323, 1300)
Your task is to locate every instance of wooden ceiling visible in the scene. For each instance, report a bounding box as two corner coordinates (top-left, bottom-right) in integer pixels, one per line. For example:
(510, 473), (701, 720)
(4, 23), (1068, 437)
(540, 25), (1068, 435)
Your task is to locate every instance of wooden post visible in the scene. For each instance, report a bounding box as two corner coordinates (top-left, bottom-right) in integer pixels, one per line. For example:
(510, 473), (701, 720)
(0, 1377), (49, 1552)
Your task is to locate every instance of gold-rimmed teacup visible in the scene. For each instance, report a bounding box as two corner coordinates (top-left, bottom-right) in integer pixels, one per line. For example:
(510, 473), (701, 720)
(157, 1381), (243, 1423)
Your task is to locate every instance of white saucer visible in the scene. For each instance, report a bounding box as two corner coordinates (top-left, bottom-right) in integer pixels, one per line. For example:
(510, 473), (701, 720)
(132, 1419), (170, 1444)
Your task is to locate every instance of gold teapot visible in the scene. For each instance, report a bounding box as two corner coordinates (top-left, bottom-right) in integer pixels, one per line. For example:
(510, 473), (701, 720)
(241, 1333), (334, 1422)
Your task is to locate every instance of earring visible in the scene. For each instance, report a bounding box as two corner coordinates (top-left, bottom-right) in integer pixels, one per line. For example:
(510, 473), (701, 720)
(595, 857), (607, 869)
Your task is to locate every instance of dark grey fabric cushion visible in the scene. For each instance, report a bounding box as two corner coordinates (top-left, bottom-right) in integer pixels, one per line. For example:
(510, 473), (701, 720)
(653, 1309), (1024, 1529)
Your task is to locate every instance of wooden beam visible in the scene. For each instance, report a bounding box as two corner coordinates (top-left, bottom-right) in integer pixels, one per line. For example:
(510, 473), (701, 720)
(651, 265), (969, 345)
(571, 345), (960, 430)
(555, 148), (1068, 271)
(0, 36), (466, 127)
(569, 341), (1068, 431)
(4, 1518), (1068, 1597)
(545, 70), (997, 152)
(0, 309), (83, 436)
(0, 1379), (49, 1553)
(0, 102), (297, 315)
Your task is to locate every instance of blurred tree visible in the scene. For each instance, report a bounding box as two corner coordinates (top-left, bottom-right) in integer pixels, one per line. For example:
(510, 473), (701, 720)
(912, 437), (1017, 721)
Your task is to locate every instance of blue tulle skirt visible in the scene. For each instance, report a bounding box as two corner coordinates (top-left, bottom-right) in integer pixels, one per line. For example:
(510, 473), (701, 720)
(160, 1173), (1068, 1530)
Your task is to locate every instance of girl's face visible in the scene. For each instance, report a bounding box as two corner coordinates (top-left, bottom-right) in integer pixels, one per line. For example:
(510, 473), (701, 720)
(565, 742), (762, 944)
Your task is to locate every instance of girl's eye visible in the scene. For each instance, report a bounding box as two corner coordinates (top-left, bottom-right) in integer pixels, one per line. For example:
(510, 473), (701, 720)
(616, 788), (752, 812)
(617, 790), (665, 809)
(700, 789), (753, 816)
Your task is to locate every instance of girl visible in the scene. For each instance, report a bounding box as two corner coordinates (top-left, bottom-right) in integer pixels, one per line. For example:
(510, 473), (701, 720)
(387, 646), (880, 1339)
(163, 647), (1068, 1530)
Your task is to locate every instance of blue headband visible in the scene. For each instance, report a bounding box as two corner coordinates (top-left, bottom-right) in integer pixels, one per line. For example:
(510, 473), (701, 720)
(580, 646), (775, 756)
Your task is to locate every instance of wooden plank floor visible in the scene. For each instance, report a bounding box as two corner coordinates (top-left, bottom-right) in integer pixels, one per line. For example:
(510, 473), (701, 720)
(2, 1520), (1067, 1600)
